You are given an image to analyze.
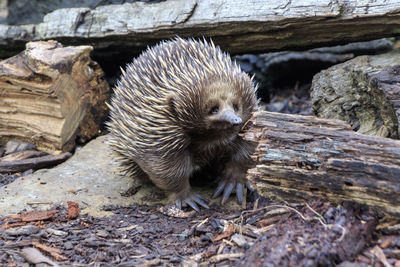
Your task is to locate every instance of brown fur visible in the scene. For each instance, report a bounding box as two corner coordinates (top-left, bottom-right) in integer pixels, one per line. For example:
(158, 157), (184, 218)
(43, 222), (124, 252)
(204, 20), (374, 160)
(107, 38), (258, 202)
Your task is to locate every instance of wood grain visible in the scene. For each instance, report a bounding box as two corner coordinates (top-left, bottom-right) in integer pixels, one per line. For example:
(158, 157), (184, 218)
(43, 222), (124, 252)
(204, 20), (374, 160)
(243, 111), (400, 217)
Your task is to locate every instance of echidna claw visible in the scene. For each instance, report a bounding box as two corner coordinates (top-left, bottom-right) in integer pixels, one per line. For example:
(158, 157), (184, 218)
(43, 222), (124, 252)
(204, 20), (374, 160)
(185, 199), (200, 212)
(236, 183), (244, 204)
(214, 180), (249, 205)
(193, 194), (210, 209)
(176, 199), (183, 210)
(175, 192), (209, 212)
(221, 183), (234, 204)
(246, 181), (255, 192)
(212, 181), (226, 199)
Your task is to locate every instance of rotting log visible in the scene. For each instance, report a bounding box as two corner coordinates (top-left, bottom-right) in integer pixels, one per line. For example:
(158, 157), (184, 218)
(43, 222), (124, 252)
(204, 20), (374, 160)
(0, 0), (400, 59)
(0, 40), (110, 152)
(311, 50), (400, 139)
(243, 111), (400, 217)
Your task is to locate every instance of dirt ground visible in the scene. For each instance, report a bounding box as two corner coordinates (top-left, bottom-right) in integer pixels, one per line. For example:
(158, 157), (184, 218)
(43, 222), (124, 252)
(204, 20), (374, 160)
(1, 190), (399, 266)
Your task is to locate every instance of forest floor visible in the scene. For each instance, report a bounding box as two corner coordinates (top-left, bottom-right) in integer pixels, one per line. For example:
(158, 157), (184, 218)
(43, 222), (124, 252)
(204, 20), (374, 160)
(0, 190), (399, 266)
(1, 81), (399, 266)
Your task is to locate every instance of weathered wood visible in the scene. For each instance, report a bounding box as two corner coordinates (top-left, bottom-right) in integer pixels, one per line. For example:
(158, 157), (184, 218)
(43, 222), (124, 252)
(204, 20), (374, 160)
(243, 111), (400, 217)
(0, 0), (400, 58)
(0, 152), (72, 173)
(0, 150), (48, 162)
(0, 40), (110, 152)
(311, 50), (400, 139)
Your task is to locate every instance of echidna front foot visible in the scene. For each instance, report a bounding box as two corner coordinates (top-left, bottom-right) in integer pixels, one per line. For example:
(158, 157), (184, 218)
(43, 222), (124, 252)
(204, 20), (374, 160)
(212, 179), (254, 205)
(174, 191), (209, 212)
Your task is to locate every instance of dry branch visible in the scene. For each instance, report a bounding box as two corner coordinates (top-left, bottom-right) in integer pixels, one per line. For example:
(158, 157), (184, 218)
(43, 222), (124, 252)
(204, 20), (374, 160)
(0, 152), (72, 173)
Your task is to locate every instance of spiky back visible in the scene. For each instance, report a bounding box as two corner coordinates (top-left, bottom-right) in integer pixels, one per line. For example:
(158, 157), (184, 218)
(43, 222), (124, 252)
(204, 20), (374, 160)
(107, 38), (257, 167)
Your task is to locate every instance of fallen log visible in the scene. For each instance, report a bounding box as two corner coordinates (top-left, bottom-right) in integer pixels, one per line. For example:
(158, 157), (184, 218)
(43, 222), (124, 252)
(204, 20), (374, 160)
(243, 111), (400, 217)
(0, 40), (110, 152)
(311, 50), (400, 139)
(0, 0), (400, 58)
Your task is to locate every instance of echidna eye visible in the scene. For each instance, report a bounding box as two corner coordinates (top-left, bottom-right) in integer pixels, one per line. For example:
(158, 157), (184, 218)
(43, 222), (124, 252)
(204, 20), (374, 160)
(210, 106), (219, 114)
(233, 104), (239, 112)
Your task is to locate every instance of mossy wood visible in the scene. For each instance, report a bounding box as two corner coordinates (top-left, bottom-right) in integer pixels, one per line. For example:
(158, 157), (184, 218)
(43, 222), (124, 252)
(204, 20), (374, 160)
(243, 111), (400, 217)
(0, 40), (109, 152)
(311, 50), (400, 139)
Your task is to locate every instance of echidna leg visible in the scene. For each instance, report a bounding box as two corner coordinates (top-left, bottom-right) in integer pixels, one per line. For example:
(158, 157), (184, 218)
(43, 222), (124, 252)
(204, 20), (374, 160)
(212, 137), (256, 204)
(140, 153), (209, 212)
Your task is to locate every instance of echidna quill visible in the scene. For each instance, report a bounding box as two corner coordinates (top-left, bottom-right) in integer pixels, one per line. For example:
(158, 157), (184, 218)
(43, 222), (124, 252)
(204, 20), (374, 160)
(107, 38), (258, 211)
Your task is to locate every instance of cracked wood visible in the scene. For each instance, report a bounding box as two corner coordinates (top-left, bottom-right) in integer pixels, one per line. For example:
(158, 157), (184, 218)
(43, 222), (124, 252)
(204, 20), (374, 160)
(0, 0), (400, 57)
(243, 111), (400, 217)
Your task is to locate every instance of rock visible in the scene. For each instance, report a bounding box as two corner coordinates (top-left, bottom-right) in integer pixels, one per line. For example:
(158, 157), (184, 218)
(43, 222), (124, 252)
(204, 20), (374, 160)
(5, 140), (35, 155)
(0, 135), (242, 217)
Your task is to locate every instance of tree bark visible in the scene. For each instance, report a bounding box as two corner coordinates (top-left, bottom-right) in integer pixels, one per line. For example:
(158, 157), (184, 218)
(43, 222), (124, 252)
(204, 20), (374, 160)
(0, 40), (110, 152)
(311, 50), (400, 139)
(243, 111), (400, 217)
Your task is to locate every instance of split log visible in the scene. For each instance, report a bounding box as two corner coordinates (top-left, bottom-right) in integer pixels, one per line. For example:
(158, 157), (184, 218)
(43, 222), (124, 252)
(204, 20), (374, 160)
(0, 40), (110, 152)
(1, 0), (400, 59)
(311, 50), (400, 139)
(243, 111), (400, 217)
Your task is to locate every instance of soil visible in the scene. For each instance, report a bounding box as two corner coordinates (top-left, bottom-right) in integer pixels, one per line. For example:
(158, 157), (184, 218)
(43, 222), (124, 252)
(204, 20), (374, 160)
(1, 194), (399, 266)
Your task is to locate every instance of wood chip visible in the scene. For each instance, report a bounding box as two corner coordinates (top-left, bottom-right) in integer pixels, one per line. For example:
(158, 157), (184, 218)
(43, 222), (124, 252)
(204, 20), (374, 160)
(20, 247), (59, 266)
(32, 241), (68, 261)
(204, 253), (244, 264)
(370, 245), (392, 267)
(9, 210), (59, 222)
(380, 236), (395, 249)
(66, 201), (79, 219)
(1, 221), (28, 229)
(158, 205), (196, 218)
(214, 224), (235, 242)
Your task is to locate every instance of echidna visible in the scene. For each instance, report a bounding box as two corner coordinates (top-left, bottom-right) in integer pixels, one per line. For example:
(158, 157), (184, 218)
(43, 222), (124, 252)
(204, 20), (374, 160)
(107, 37), (258, 211)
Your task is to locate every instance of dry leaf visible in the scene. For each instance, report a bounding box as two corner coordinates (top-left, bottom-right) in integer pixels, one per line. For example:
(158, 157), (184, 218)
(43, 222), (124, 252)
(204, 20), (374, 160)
(214, 224), (235, 242)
